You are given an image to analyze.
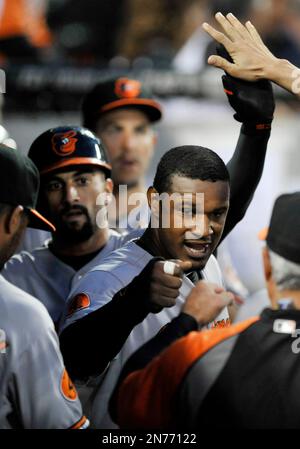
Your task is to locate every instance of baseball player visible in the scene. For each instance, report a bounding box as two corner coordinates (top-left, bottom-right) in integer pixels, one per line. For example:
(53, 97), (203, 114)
(59, 145), (233, 428)
(80, 71), (274, 303)
(2, 126), (142, 326)
(81, 73), (274, 236)
(20, 63), (273, 251)
(110, 192), (300, 430)
(0, 144), (88, 429)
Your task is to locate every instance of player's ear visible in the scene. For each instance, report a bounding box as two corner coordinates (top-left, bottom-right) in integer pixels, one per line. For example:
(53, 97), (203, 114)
(152, 130), (158, 147)
(104, 177), (113, 194)
(262, 246), (278, 305)
(262, 246), (272, 282)
(5, 205), (25, 235)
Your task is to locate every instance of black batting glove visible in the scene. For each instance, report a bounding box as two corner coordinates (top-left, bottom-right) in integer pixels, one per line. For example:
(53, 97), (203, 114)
(217, 44), (275, 133)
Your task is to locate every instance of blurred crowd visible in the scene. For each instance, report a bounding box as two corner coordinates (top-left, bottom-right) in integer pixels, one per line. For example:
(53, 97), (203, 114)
(1, 0), (300, 68)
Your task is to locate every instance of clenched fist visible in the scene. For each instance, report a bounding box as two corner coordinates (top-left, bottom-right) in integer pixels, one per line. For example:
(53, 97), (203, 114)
(182, 281), (234, 326)
(147, 260), (192, 311)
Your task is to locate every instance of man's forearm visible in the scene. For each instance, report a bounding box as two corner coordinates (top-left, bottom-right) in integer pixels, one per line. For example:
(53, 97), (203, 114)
(266, 58), (300, 98)
(202, 13), (300, 100)
(222, 126), (270, 241)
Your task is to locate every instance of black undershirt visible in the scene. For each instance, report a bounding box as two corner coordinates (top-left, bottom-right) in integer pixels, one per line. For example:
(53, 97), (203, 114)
(49, 244), (101, 271)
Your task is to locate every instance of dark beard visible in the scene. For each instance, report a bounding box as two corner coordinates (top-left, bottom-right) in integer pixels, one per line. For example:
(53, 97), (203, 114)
(56, 219), (95, 244)
(53, 205), (95, 245)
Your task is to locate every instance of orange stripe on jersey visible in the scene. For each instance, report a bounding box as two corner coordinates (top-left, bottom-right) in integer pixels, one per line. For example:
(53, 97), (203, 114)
(117, 316), (259, 429)
(70, 415), (88, 429)
(61, 369), (78, 401)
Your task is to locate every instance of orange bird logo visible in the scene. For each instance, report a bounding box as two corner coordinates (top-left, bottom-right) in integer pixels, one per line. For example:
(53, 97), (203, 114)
(114, 78), (141, 98)
(51, 130), (78, 157)
(67, 293), (90, 317)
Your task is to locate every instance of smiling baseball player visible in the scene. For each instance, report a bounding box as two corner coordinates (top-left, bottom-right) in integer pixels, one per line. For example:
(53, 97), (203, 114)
(59, 145), (232, 428)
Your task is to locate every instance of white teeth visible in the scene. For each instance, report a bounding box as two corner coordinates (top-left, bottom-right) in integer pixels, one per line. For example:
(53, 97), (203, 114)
(185, 231), (203, 240)
(184, 244), (209, 258)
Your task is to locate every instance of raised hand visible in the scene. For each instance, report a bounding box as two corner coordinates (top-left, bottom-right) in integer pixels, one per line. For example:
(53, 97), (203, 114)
(202, 12), (278, 82)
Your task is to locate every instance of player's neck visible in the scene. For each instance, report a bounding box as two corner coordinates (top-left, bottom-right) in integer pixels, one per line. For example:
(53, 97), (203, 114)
(51, 228), (109, 257)
(273, 289), (300, 310)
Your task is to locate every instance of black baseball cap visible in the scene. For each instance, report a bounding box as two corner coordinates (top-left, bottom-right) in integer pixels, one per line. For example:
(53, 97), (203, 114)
(0, 144), (55, 232)
(82, 77), (162, 128)
(28, 126), (111, 177)
(259, 192), (300, 264)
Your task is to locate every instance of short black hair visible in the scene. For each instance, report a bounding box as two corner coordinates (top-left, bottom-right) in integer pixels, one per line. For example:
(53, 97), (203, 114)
(153, 146), (229, 193)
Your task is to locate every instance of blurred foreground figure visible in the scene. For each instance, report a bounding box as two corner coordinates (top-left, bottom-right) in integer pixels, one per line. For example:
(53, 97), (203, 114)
(0, 144), (87, 429)
(0, 0), (52, 62)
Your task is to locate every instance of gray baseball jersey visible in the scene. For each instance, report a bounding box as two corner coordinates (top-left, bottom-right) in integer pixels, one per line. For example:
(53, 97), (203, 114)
(60, 240), (229, 428)
(0, 275), (88, 429)
(2, 229), (143, 326)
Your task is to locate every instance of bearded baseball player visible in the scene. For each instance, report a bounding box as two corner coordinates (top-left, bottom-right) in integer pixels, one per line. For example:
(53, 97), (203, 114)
(59, 145), (238, 428)
(0, 144), (88, 429)
(2, 126), (142, 326)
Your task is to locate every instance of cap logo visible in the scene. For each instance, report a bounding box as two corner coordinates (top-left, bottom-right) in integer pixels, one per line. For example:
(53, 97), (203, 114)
(51, 130), (78, 157)
(114, 78), (141, 99)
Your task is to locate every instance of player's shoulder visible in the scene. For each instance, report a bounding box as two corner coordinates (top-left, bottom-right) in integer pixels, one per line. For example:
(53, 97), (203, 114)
(3, 246), (52, 270)
(109, 228), (145, 246)
(69, 240), (149, 297)
(0, 275), (53, 334)
(63, 241), (153, 328)
(89, 239), (151, 276)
